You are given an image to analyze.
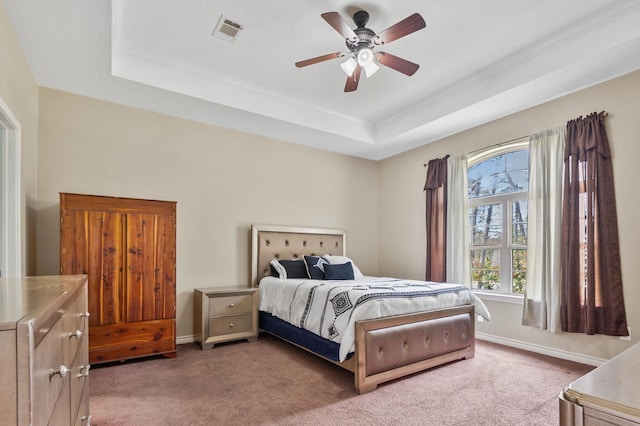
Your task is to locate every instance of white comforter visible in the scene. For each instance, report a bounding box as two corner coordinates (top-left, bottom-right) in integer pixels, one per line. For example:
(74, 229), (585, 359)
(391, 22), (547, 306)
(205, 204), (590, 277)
(259, 276), (490, 362)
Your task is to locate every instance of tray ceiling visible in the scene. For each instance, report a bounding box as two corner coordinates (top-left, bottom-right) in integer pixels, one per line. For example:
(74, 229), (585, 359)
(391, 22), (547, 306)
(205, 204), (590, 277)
(4, 0), (640, 159)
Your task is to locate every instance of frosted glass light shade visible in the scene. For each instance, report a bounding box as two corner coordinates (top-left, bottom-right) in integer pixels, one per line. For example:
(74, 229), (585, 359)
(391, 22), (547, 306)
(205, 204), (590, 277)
(356, 47), (379, 78)
(363, 62), (379, 78)
(357, 48), (374, 66)
(340, 58), (357, 76)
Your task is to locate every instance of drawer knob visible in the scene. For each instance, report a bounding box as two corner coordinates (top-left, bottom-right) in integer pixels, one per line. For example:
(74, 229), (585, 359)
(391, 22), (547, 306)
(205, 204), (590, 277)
(50, 365), (70, 379)
(81, 311), (91, 318)
(229, 323), (234, 328)
(228, 303), (235, 308)
(78, 364), (91, 378)
(70, 329), (83, 339)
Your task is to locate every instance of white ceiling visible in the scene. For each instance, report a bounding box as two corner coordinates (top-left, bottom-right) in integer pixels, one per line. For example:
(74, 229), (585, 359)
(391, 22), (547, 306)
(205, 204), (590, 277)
(4, 0), (640, 160)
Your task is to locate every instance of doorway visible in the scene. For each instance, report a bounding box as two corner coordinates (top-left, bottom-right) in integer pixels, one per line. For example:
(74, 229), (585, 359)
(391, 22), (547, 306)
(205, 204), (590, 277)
(0, 96), (22, 277)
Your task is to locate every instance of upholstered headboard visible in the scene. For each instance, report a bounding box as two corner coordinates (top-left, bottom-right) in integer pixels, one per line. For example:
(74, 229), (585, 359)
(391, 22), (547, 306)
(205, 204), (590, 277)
(251, 225), (346, 287)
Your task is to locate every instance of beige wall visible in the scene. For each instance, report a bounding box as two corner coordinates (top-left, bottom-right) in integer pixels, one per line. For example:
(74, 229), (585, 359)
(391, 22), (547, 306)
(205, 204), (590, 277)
(36, 87), (379, 338)
(0, 4), (39, 275)
(5, 0), (638, 361)
(379, 70), (640, 362)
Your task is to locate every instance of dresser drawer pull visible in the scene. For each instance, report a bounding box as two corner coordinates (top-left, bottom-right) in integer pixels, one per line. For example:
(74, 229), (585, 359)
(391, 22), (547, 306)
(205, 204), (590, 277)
(49, 365), (70, 379)
(69, 329), (83, 339)
(229, 323), (234, 328)
(78, 364), (91, 378)
(81, 311), (91, 319)
(228, 303), (235, 308)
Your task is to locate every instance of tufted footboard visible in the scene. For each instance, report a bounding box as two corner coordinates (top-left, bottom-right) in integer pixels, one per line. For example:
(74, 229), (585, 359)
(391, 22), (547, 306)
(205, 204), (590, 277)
(354, 305), (475, 394)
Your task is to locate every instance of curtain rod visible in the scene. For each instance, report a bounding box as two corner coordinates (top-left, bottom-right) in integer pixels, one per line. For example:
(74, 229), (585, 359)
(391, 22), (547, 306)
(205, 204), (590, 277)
(465, 135), (530, 158)
(422, 135), (528, 167)
(423, 110), (610, 167)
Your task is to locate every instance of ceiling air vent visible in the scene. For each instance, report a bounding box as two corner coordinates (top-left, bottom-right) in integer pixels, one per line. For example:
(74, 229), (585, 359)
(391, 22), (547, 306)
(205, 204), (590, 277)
(212, 15), (243, 42)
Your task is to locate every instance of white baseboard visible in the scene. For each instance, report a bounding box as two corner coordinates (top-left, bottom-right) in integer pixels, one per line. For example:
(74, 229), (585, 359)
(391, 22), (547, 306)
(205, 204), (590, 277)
(179, 331), (607, 366)
(177, 335), (196, 345)
(476, 332), (606, 367)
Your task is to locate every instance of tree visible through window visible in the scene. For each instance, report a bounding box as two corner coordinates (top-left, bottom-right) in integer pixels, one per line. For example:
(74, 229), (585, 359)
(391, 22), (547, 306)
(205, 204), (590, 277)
(468, 144), (529, 295)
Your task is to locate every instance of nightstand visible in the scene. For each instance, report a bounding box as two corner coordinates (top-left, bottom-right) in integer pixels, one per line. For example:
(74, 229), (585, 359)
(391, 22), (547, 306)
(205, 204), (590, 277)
(194, 287), (258, 350)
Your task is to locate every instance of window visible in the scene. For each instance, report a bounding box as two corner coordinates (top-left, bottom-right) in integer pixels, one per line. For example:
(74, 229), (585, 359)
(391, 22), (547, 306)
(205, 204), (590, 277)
(467, 142), (529, 295)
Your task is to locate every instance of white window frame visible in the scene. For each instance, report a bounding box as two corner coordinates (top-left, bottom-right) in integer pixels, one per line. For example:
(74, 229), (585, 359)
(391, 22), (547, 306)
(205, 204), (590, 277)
(468, 140), (528, 301)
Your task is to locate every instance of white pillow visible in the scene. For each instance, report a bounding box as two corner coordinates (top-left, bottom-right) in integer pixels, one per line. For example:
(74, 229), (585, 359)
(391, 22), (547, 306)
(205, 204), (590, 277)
(270, 259), (286, 278)
(323, 255), (364, 279)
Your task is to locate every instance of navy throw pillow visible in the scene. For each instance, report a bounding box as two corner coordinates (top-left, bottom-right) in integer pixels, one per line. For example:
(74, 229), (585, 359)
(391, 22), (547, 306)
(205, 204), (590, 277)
(324, 262), (355, 280)
(271, 259), (308, 279)
(303, 255), (328, 280)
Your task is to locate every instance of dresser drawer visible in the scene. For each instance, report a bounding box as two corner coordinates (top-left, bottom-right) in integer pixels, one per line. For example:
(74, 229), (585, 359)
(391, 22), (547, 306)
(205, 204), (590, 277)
(31, 319), (65, 426)
(209, 294), (252, 316)
(209, 313), (252, 336)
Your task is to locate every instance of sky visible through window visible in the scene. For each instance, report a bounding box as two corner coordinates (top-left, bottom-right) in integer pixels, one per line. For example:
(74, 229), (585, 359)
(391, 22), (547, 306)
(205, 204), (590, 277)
(468, 150), (529, 199)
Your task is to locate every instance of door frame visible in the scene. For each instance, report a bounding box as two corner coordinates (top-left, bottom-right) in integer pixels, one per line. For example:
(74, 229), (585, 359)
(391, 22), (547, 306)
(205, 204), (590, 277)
(0, 96), (22, 277)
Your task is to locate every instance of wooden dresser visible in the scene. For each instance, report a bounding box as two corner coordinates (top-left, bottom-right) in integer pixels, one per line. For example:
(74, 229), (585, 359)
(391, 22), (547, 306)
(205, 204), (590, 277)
(194, 287), (258, 350)
(560, 342), (640, 425)
(60, 193), (177, 364)
(0, 275), (89, 425)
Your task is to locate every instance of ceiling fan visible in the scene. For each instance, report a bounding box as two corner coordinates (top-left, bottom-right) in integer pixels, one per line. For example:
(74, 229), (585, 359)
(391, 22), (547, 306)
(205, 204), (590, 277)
(295, 10), (426, 92)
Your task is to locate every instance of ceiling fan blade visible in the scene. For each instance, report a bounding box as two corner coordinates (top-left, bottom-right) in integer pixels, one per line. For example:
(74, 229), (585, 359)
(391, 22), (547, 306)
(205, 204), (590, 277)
(295, 52), (344, 68)
(321, 12), (358, 44)
(374, 52), (420, 76)
(344, 65), (361, 92)
(374, 13), (426, 46)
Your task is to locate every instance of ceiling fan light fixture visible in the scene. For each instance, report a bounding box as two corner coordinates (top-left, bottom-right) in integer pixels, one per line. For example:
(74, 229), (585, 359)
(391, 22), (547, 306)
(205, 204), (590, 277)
(340, 57), (358, 77)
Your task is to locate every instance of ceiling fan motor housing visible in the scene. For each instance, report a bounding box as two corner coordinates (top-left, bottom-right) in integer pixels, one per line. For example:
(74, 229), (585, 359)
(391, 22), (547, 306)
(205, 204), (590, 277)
(346, 27), (375, 53)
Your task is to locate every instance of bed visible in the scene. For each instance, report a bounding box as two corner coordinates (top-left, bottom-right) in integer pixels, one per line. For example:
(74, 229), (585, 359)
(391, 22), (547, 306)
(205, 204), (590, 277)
(251, 224), (489, 394)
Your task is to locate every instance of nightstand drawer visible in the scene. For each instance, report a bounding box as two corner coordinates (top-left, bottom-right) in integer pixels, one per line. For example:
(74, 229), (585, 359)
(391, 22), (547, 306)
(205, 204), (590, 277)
(209, 294), (252, 316)
(209, 314), (252, 336)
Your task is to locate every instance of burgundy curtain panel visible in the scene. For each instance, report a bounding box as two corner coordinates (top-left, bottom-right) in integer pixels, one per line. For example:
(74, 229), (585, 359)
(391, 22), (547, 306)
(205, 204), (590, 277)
(561, 112), (628, 336)
(424, 156), (449, 282)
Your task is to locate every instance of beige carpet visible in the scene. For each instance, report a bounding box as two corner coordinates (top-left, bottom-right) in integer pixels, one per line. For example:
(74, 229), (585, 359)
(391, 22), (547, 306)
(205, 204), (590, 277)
(89, 334), (593, 425)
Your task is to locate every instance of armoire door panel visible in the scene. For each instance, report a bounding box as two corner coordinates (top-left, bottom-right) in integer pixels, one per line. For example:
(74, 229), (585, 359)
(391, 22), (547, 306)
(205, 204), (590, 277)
(91, 211), (124, 326)
(60, 210), (89, 276)
(157, 213), (176, 319)
(62, 210), (125, 327)
(124, 213), (176, 322)
(124, 212), (146, 323)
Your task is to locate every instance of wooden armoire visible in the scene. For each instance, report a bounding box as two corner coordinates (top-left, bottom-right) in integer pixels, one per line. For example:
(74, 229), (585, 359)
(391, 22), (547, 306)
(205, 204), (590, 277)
(60, 193), (176, 364)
